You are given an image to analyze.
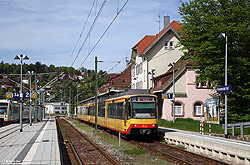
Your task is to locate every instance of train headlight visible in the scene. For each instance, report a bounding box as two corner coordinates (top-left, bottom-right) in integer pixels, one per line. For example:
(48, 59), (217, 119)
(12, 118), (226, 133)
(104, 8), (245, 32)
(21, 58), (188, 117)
(133, 124), (137, 127)
(152, 124), (156, 127)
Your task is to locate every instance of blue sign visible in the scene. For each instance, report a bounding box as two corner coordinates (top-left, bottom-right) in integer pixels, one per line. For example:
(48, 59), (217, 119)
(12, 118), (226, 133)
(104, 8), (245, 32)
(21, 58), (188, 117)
(23, 92), (30, 98)
(13, 92), (20, 98)
(166, 93), (173, 99)
(217, 85), (232, 93)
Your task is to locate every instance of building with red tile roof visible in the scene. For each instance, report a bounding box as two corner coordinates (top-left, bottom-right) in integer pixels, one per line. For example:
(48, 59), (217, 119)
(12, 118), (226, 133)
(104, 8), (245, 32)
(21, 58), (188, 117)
(131, 16), (183, 91)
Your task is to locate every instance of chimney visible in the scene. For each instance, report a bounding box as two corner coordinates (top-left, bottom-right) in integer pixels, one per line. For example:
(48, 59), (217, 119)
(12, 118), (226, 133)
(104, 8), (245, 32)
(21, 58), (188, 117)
(164, 16), (170, 29)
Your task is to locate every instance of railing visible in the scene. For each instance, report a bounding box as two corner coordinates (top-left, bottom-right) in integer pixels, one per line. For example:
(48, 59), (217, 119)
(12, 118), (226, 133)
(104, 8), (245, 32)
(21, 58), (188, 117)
(222, 122), (250, 136)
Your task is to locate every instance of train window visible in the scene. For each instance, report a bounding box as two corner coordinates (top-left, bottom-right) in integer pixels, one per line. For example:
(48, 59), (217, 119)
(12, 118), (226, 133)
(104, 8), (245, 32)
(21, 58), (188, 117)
(126, 102), (132, 119)
(131, 102), (156, 119)
(117, 102), (123, 119)
(98, 101), (105, 117)
(0, 103), (8, 115)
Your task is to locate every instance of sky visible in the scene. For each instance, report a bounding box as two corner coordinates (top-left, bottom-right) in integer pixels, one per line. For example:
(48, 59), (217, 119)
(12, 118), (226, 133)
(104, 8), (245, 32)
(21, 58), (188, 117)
(0, 0), (187, 73)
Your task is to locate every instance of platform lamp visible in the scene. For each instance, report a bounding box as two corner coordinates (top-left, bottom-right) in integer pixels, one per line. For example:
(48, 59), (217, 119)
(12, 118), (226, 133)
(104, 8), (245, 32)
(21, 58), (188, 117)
(14, 54), (29, 132)
(217, 33), (228, 137)
(168, 62), (175, 123)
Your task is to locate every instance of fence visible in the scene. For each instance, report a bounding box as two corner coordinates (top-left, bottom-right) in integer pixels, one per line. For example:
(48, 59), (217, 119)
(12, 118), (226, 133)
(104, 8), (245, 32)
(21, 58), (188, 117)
(222, 122), (250, 136)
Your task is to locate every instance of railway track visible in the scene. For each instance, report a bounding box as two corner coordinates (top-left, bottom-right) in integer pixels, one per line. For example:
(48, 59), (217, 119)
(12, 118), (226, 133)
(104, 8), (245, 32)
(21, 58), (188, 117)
(73, 118), (228, 164)
(56, 118), (120, 165)
(128, 140), (228, 165)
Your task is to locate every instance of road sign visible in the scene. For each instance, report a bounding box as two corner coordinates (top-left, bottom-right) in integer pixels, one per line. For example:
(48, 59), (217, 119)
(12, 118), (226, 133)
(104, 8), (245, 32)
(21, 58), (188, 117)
(6, 92), (13, 99)
(13, 92), (20, 98)
(162, 94), (166, 99)
(217, 85), (232, 93)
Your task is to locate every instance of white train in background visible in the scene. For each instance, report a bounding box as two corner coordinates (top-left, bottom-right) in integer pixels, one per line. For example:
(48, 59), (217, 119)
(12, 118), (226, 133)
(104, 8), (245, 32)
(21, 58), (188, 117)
(0, 99), (29, 126)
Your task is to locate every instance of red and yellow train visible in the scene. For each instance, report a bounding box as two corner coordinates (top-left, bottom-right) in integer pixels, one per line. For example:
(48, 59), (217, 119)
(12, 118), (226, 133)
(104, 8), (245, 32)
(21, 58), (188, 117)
(77, 94), (158, 136)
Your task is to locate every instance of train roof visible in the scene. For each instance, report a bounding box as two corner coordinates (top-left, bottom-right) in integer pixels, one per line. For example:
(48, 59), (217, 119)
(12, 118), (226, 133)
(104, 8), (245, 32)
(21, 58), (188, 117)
(79, 89), (156, 104)
(0, 99), (18, 103)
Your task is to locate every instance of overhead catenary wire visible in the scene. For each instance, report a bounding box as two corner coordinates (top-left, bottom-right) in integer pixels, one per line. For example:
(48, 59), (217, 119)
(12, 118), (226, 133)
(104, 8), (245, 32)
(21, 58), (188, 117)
(66, 0), (96, 66)
(70, 0), (108, 67)
(77, 0), (129, 70)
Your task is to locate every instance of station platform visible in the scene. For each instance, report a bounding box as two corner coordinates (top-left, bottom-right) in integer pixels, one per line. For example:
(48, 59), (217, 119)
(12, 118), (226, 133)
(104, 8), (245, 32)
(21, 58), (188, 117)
(0, 117), (61, 164)
(159, 127), (250, 164)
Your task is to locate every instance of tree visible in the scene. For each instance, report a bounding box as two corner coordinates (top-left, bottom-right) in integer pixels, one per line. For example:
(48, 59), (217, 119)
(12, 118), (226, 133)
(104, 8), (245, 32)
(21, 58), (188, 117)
(178, 0), (250, 122)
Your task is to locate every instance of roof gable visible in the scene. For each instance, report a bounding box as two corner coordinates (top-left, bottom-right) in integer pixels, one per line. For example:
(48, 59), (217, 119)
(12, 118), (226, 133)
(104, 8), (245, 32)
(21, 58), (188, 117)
(134, 20), (182, 56)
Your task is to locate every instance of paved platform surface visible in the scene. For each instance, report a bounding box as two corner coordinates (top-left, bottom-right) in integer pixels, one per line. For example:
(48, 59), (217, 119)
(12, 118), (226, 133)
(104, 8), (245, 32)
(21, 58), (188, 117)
(0, 117), (61, 164)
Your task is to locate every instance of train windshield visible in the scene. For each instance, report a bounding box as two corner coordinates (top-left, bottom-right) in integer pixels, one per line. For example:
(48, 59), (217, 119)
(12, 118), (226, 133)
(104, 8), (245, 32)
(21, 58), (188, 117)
(0, 103), (8, 115)
(131, 96), (156, 119)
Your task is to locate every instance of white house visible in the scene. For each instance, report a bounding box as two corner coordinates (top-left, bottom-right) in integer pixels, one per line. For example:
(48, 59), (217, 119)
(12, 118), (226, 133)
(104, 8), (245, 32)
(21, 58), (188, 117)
(45, 102), (70, 115)
(131, 16), (183, 91)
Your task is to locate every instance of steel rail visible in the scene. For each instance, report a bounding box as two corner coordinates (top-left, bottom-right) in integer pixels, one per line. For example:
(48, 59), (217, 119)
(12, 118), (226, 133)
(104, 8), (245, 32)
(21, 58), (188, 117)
(57, 119), (83, 165)
(130, 140), (192, 165)
(64, 119), (120, 165)
(155, 141), (227, 165)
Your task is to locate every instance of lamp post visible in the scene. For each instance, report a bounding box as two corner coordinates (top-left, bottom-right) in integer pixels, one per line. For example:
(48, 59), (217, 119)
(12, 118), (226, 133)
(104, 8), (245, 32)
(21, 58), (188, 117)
(14, 54), (29, 132)
(168, 62), (175, 123)
(217, 33), (228, 137)
(148, 69), (155, 94)
(95, 56), (103, 131)
(28, 71), (34, 126)
(77, 84), (80, 116)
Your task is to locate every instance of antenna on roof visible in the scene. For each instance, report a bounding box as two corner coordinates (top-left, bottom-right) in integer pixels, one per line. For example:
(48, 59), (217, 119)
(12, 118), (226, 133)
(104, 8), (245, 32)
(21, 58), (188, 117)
(156, 12), (161, 33)
(125, 54), (129, 67)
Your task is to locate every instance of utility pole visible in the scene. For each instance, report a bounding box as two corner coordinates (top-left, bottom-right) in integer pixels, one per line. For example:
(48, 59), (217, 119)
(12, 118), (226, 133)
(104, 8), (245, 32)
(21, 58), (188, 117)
(95, 57), (98, 131)
(95, 56), (103, 131)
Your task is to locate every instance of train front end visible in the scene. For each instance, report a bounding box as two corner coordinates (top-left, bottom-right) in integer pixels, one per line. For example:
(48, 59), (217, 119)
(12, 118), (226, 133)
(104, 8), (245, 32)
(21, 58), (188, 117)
(125, 95), (158, 136)
(0, 101), (8, 125)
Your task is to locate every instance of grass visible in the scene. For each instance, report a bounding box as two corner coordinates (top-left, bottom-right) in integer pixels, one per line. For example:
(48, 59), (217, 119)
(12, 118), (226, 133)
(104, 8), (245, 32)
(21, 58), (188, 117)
(72, 120), (93, 133)
(158, 118), (250, 136)
(122, 146), (145, 155)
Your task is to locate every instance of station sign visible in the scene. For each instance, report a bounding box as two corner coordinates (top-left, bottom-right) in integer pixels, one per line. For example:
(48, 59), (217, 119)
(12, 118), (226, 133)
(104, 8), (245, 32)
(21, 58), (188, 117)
(217, 85), (232, 93)
(23, 92), (30, 98)
(6, 92), (13, 99)
(5, 92), (37, 99)
(162, 93), (173, 99)
(31, 92), (37, 99)
(13, 92), (21, 98)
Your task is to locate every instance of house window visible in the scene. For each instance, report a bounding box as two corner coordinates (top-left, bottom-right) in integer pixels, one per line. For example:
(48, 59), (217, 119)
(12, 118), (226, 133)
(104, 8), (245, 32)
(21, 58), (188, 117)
(175, 102), (182, 115)
(196, 76), (210, 89)
(139, 63), (143, 74)
(164, 41), (169, 49)
(169, 41), (174, 49)
(132, 66), (135, 77)
(136, 65), (139, 75)
(144, 70), (146, 82)
(194, 102), (202, 116)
